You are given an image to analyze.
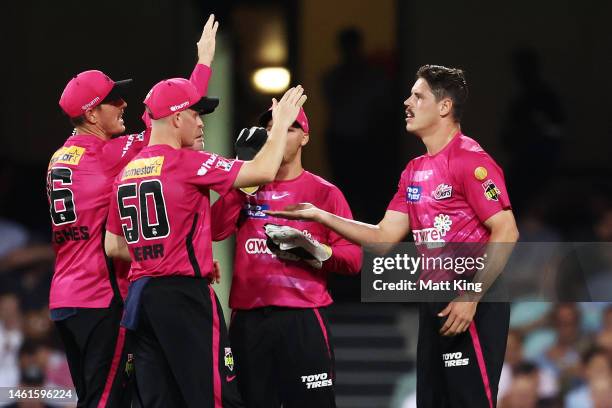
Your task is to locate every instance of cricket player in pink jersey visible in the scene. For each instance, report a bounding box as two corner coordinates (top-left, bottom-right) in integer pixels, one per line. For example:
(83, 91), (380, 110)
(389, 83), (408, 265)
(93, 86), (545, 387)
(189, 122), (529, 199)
(104, 79), (307, 407)
(46, 15), (219, 407)
(269, 65), (519, 408)
(210, 106), (361, 407)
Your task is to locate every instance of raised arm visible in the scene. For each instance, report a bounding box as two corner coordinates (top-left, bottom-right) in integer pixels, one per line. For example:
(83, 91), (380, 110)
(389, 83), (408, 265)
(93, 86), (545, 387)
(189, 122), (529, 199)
(233, 86), (307, 188)
(141, 14), (218, 130)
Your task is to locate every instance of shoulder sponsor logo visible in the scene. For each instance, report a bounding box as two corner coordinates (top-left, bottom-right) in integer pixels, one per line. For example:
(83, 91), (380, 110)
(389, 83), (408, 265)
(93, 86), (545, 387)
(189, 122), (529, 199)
(482, 179), (501, 201)
(474, 166), (488, 181)
(443, 352), (469, 367)
(245, 238), (272, 254)
(433, 184), (453, 200)
(242, 203), (269, 219)
(215, 158), (234, 172)
(169, 101), (189, 112)
(301, 372), (332, 389)
(49, 146), (86, 168)
(121, 135), (135, 158)
(406, 185), (421, 202)
(412, 170), (433, 182)
(197, 153), (219, 176)
(412, 213), (452, 248)
(122, 156), (164, 180)
(121, 131), (146, 158)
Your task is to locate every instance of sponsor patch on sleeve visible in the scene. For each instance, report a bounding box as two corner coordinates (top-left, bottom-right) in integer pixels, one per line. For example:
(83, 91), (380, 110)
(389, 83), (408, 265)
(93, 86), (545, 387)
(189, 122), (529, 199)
(121, 156), (164, 180)
(215, 158), (234, 172)
(474, 166), (488, 181)
(482, 179), (501, 201)
(49, 146), (86, 168)
(196, 153), (219, 176)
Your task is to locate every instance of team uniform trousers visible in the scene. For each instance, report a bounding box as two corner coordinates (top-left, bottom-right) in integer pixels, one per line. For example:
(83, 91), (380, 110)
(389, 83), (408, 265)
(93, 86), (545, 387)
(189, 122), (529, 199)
(416, 301), (510, 408)
(130, 276), (243, 408)
(229, 306), (336, 408)
(54, 299), (132, 408)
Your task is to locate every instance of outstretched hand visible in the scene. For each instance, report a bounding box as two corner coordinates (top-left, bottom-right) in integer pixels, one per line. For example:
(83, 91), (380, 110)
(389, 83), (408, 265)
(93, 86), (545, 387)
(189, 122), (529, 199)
(197, 14), (219, 66)
(265, 203), (320, 221)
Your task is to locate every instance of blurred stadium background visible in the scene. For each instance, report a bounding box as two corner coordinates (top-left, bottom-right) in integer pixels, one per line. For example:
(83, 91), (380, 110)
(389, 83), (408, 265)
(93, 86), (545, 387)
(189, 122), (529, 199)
(1, 1), (612, 407)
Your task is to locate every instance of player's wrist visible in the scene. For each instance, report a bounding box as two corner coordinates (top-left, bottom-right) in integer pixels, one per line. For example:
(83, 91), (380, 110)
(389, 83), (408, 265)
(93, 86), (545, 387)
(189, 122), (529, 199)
(461, 291), (482, 302)
(314, 208), (329, 223)
(197, 56), (213, 66)
(271, 119), (291, 132)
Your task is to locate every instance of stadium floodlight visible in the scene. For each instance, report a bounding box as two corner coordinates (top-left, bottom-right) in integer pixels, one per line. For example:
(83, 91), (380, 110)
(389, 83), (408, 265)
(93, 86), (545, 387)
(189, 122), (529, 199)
(252, 67), (291, 93)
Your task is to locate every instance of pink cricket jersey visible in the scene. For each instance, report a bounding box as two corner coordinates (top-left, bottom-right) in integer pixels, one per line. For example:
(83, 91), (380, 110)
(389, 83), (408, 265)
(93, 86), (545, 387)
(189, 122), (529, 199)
(47, 132), (148, 308)
(47, 64), (212, 309)
(106, 145), (243, 282)
(211, 171), (362, 309)
(387, 133), (511, 277)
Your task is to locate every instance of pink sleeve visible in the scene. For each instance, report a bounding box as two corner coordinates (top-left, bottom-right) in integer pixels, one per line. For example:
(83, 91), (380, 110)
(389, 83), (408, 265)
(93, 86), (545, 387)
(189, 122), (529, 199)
(189, 64), (212, 97)
(181, 150), (244, 196)
(455, 151), (512, 223)
(386, 166), (410, 213)
(102, 130), (150, 173)
(211, 189), (244, 241)
(106, 182), (123, 236)
(323, 187), (362, 275)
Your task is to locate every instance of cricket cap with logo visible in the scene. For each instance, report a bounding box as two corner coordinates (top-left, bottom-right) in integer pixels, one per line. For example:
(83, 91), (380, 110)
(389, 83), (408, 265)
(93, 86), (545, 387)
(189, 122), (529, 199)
(59, 70), (132, 118)
(144, 78), (219, 120)
(258, 105), (309, 134)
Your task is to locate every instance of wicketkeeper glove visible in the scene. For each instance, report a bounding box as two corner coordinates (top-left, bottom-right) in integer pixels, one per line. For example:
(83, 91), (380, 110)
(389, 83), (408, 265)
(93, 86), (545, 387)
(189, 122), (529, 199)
(264, 224), (332, 269)
(235, 127), (268, 195)
(235, 126), (268, 160)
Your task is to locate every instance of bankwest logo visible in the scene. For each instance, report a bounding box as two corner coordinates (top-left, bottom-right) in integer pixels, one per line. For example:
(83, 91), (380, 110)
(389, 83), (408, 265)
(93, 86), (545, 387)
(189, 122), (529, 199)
(122, 156), (165, 180)
(443, 352), (469, 367)
(301, 373), (332, 389)
(49, 146), (86, 168)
